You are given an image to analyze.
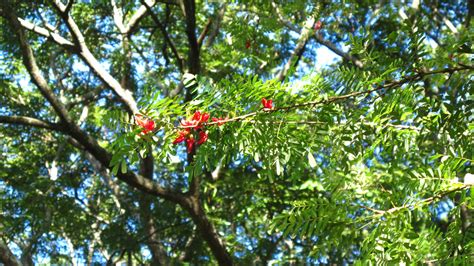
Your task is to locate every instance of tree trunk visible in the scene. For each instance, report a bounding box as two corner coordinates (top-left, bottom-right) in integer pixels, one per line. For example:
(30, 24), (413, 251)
(182, 196), (233, 265)
(0, 239), (22, 266)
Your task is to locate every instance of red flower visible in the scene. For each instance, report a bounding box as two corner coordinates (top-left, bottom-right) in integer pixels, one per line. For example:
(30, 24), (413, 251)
(186, 137), (195, 153)
(211, 117), (227, 126)
(135, 114), (155, 134)
(192, 111), (202, 121)
(172, 130), (189, 144)
(191, 111), (209, 123)
(197, 131), (208, 145)
(182, 111), (210, 129)
(261, 98), (273, 110)
(314, 20), (323, 31)
(142, 120), (155, 133)
(200, 112), (210, 123)
(245, 40), (251, 49)
(174, 111), (211, 153)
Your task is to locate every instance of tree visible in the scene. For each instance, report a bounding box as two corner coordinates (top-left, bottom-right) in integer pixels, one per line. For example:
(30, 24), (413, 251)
(0, 0), (473, 264)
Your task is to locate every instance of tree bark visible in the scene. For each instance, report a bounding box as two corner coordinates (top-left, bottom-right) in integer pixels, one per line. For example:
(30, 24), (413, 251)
(277, 17), (315, 81)
(51, 0), (139, 114)
(182, 196), (233, 265)
(179, 0), (200, 101)
(139, 153), (171, 266)
(0, 239), (22, 266)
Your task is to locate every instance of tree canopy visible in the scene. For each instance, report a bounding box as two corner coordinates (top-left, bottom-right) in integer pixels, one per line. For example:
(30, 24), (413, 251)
(0, 0), (473, 265)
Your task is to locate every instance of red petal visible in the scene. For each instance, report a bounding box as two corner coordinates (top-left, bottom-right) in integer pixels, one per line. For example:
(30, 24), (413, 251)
(135, 114), (156, 133)
(201, 113), (210, 123)
(172, 135), (185, 144)
(197, 131), (208, 145)
(186, 138), (195, 153)
(145, 120), (155, 131)
(262, 98), (273, 109)
(172, 130), (189, 144)
(192, 111), (201, 121)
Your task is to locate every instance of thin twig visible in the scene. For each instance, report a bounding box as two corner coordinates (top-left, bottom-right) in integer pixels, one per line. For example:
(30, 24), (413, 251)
(365, 184), (471, 217)
(175, 65), (472, 129)
(141, 0), (184, 72)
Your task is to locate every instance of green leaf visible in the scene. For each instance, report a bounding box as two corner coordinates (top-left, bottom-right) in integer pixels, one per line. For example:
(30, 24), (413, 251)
(276, 159), (282, 176)
(307, 151), (317, 168)
(183, 73), (197, 88)
(120, 161), (127, 174)
(112, 163), (120, 176)
(139, 148), (147, 158)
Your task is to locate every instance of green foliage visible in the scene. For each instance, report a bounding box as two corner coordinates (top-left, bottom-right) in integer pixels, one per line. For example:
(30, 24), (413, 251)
(1, 0), (473, 265)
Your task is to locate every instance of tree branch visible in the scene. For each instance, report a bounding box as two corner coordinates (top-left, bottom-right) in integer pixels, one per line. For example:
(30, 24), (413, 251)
(271, 1), (298, 32)
(179, 0), (200, 77)
(271, 1), (364, 69)
(51, 0), (139, 114)
(16, 17), (74, 47)
(141, 0), (184, 72)
(0, 115), (63, 132)
(178, 231), (197, 261)
(181, 196), (233, 265)
(179, 0), (202, 211)
(431, 4), (459, 34)
(1, 4), (74, 124)
(0, 238), (21, 266)
(277, 17), (315, 81)
(124, 0), (162, 35)
(3, 0), (186, 205)
(195, 65), (473, 127)
(66, 86), (104, 109)
(204, 4), (226, 48)
(111, 0), (126, 33)
(20, 206), (52, 264)
(197, 18), (212, 49)
(138, 193), (171, 266)
(66, 137), (186, 204)
(364, 184), (472, 217)
(313, 33), (364, 68)
(64, 0), (74, 14)
(111, 0), (161, 35)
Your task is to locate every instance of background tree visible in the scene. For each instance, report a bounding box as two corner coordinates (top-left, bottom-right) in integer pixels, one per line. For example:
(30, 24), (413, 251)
(0, 0), (473, 265)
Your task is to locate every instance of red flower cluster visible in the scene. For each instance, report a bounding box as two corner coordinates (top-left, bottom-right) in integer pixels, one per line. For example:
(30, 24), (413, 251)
(135, 114), (156, 134)
(172, 98), (272, 153)
(173, 111), (210, 153)
(262, 98), (273, 110)
(180, 111), (210, 129)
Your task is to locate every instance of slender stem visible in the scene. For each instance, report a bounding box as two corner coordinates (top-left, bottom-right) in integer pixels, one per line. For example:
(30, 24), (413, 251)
(364, 184), (471, 217)
(173, 65), (472, 129)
